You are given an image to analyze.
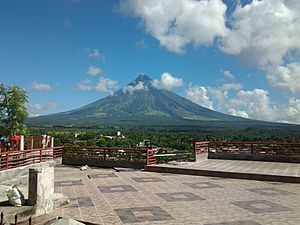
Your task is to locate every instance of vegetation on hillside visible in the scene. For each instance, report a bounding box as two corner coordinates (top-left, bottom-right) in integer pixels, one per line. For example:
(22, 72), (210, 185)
(28, 125), (300, 149)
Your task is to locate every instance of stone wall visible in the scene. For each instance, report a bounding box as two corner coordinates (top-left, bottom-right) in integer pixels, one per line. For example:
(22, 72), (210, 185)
(62, 157), (145, 169)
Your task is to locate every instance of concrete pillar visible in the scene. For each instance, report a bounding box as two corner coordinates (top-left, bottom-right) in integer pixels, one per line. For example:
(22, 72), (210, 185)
(28, 165), (54, 214)
(51, 137), (54, 158)
(192, 142), (196, 162)
(51, 137), (54, 148)
(41, 135), (47, 148)
(20, 135), (24, 150)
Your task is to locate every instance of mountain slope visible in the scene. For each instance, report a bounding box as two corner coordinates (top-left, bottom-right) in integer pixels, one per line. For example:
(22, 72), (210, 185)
(27, 75), (267, 127)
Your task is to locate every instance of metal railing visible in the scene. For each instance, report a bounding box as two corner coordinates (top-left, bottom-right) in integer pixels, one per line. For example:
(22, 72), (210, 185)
(208, 142), (300, 155)
(146, 149), (157, 165)
(0, 146), (63, 171)
(63, 146), (153, 165)
(1, 142), (299, 171)
(193, 141), (210, 155)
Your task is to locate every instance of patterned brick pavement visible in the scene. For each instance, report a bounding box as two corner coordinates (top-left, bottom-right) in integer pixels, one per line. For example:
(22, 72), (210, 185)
(53, 167), (300, 225)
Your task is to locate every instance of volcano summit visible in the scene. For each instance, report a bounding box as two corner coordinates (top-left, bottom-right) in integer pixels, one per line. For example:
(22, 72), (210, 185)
(27, 75), (271, 127)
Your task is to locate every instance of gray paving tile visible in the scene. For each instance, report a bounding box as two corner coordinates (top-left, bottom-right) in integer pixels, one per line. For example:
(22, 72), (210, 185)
(156, 192), (205, 202)
(208, 177), (225, 180)
(231, 200), (291, 213)
(183, 182), (223, 189)
(115, 206), (174, 223)
(77, 197), (94, 207)
(68, 197), (79, 208)
(247, 187), (293, 196)
(54, 180), (83, 187)
(98, 184), (137, 193)
(89, 173), (118, 179)
(72, 180), (84, 186)
(132, 177), (166, 183)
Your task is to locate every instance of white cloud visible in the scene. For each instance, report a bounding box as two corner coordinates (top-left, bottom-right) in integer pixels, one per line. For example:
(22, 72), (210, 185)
(152, 72), (184, 90)
(87, 66), (102, 76)
(27, 101), (58, 117)
(77, 77), (118, 94)
(185, 84), (213, 109)
(123, 81), (145, 94)
(221, 83), (243, 91)
(186, 79), (300, 124)
(219, 0), (300, 93)
(227, 92), (300, 124)
(223, 70), (234, 80)
(85, 48), (105, 61)
(207, 87), (227, 109)
(282, 97), (300, 124)
(220, 0), (300, 67)
(207, 82), (243, 110)
(228, 108), (249, 118)
(119, 0), (300, 93)
(267, 62), (300, 93)
(30, 81), (52, 91)
(118, 0), (228, 53)
(76, 80), (93, 91)
(95, 77), (118, 94)
(187, 84), (278, 121)
(228, 89), (277, 121)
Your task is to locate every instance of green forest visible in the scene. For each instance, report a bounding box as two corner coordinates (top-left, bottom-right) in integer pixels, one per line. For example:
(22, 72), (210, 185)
(29, 125), (300, 150)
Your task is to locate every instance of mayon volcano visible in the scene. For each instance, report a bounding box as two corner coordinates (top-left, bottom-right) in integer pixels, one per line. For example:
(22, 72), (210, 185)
(27, 75), (270, 127)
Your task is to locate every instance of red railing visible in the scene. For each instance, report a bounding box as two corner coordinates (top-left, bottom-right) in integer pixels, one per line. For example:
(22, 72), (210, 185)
(146, 149), (157, 165)
(0, 146), (64, 171)
(63, 146), (157, 165)
(0, 145), (157, 171)
(2, 141), (298, 171)
(193, 141), (210, 155)
(208, 142), (300, 155)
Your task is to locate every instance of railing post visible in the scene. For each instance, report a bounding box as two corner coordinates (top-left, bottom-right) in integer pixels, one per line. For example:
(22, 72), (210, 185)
(30, 137), (34, 149)
(51, 137), (54, 159)
(0, 211), (3, 225)
(192, 143), (196, 161)
(20, 135), (24, 151)
(6, 153), (8, 169)
(14, 214), (18, 225)
(104, 149), (106, 160)
(40, 149), (42, 162)
(146, 149), (149, 165)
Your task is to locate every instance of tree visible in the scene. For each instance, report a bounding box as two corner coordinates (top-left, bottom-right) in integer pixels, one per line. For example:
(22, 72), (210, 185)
(0, 84), (28, 136)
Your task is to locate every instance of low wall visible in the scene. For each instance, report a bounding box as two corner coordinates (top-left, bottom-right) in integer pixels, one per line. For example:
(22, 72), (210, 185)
(0, 160), (57, 182)
(208, 153), (300, 163)
(62, 157), (145, 169)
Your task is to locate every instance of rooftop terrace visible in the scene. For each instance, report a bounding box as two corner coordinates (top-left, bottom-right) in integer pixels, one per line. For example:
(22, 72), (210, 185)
(1, 164), (299, 225)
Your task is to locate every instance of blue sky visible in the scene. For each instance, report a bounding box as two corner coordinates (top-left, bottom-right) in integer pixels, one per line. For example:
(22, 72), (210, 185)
(1, 0), (299, 124)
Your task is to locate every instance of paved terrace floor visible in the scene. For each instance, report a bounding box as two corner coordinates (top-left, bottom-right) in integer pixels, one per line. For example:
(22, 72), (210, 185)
(50, 165), (300, 225)
(146, 159), (300, 182)
(1, 163), (300, 225)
